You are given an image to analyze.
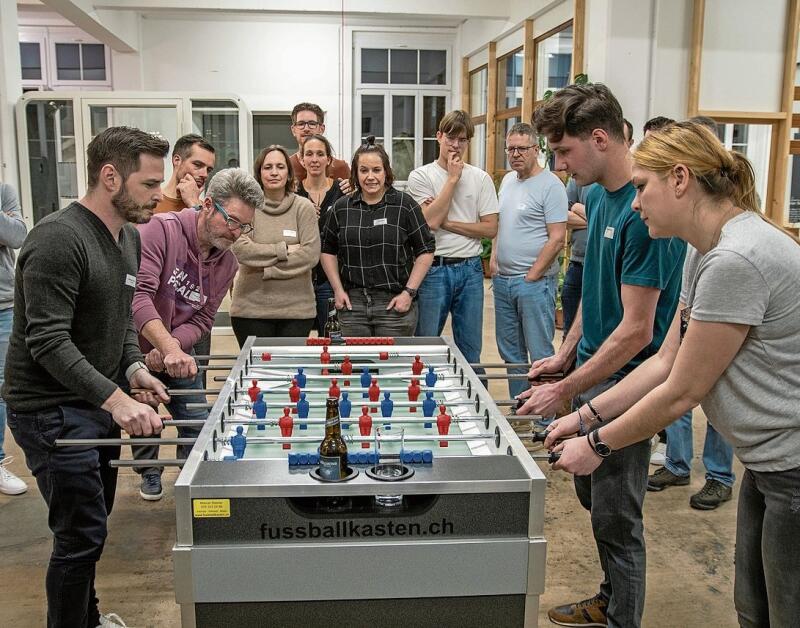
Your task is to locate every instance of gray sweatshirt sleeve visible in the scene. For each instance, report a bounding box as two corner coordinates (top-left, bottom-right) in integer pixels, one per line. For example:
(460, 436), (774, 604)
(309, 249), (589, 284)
(0, 183), (28, 248)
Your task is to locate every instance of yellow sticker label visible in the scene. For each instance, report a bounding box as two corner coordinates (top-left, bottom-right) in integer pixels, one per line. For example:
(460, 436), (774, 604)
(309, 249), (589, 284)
(192, 499), (231, 518)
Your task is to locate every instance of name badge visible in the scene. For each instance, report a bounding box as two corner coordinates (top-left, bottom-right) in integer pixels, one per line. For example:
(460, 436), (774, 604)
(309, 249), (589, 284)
(603, 226), (615, 239)
(373, 218), (388, 226)
(282, 229), (297, 237)
(125, 274), (137, 288)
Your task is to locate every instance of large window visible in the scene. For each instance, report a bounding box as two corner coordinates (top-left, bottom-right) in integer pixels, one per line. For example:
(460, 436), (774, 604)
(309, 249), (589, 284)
(355, 37), (451, 183)
(468, 66), (488, 167)
(20, 27), (111, 90)
(535, 22), (573, 102)
(494, 48), (523, 172)
(715, 122), (772, 210)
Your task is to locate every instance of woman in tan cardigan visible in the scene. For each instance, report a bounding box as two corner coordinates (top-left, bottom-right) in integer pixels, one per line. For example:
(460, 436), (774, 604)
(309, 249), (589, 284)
(230, 145), (320, 346)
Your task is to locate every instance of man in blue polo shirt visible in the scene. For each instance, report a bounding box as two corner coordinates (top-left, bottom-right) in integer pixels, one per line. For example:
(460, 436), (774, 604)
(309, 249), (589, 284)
(518, 84), (686, 628)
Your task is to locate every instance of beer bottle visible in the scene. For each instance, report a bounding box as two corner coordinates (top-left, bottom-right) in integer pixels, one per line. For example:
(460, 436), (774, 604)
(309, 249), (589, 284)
(319, 396), (348, 480)
(324, 297), (344, 343)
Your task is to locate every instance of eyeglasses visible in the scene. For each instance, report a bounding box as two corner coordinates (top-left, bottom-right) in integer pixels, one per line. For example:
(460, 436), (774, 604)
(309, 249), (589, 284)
(444, 134), (469, 146)
(293, 120), (321, 130)
(504, 145), (537, 155)
(213, 201), (253, 235)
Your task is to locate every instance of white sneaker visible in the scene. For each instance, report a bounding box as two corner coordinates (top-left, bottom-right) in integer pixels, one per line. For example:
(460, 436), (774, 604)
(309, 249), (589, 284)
(0, 457), (28, 495)
(650, 441), (666, 466)
(97, 612), (128, 627)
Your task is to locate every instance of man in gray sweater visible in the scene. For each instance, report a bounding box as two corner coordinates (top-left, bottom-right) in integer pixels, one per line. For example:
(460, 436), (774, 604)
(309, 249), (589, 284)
(0, 182), (27, 495)
(3, 126), (173, 628)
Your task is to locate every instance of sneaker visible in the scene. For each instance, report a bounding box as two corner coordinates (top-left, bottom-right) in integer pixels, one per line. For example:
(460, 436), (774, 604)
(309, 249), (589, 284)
(649, 440), (666, 466)
(548, 594), (608, 626)
(689, 479), (733, 510)
(647, 466), (690, 492)
(139, 472), (163, 501)
(0, 457), (28, 495)
(97, 612), (128, 627)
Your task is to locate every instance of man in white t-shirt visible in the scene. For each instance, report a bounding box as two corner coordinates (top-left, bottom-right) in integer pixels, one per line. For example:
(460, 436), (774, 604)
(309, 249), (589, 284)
(490, 123), (567, 398)
(406, 110), (498, 363)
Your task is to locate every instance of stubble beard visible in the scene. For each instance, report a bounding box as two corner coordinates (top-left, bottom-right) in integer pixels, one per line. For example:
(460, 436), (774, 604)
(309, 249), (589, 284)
(112, 183), (156, 224)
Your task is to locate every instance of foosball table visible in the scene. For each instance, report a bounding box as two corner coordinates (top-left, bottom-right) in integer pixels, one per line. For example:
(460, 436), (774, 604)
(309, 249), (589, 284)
(172, 336), (548, 627)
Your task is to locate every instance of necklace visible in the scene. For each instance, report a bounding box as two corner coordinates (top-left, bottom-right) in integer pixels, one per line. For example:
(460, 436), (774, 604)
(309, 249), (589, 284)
(304, 177), (331, 208)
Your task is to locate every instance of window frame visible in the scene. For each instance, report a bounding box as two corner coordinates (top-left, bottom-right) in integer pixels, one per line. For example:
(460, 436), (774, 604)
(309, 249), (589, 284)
(18, 28), (48, 89)
(46, 27), (112, 88)
(532, 19), (574, 111)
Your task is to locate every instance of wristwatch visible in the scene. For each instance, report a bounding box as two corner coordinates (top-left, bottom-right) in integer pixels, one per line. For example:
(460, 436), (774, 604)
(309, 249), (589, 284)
(588, 428), (612, 458)
(403, 286), (418, 298)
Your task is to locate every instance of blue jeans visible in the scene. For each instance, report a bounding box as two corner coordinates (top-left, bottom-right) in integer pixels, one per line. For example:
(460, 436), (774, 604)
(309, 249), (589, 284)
(0, 308), (12, 460)
(415, 256), (484, 364)
(492, 274), (557, 398)
(735, 465), (800, 628)
(131, 369), (207, 476)
(561, 260), (583, 338)
(315, 280), (334, 334)
(8, 403), (121, 628)
(664, 411), (735, 486)
(573, 379), (650, 628)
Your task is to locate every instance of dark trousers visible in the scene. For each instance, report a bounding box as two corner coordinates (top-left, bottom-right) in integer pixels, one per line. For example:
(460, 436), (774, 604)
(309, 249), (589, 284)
(231, 316), (315, 347)
(340, 288), (418, 337)
(734, 465), (800, 627)
(561, 260), (583, 338)
(573, 379), (650, 628)
(314, 280), (334, 334)
(8, 404), (120, 628)
(192, 331), (211, 388)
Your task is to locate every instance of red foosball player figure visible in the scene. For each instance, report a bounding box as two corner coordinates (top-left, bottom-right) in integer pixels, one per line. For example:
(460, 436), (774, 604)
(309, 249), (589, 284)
(340, 355), (353, 386)
(289, 378), (301, 414)
(358, 406), (372, 449)
(411, 355), (424, 376)
(279, 407), (293, 450)
(368, 377), (380, 413)
(320, 345), (331, 375)
(436, 405), (451, 448)
(407, 379), (421, 412)
(328, 378), (341, 399)
(248, 379), (261, 403)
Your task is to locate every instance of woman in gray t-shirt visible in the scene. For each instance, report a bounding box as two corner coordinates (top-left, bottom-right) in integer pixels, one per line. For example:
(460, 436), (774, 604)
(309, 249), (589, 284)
(544, 121), (800, 627)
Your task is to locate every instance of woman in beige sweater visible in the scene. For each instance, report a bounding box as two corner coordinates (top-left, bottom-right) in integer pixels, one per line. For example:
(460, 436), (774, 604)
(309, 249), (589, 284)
(230, 145), (320, 346)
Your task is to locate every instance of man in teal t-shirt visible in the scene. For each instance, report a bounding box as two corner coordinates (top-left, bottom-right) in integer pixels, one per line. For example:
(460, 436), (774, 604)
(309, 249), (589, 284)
(520, 84), (685, 628)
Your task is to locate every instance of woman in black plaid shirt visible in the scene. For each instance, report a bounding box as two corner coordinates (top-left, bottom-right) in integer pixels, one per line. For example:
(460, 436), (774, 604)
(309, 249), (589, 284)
(320, 139), (435, 337)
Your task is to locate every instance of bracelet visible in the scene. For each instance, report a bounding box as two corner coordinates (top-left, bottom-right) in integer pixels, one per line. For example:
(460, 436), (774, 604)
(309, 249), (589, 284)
(586, 399), (606, 424)
(577, 407), (587, 436)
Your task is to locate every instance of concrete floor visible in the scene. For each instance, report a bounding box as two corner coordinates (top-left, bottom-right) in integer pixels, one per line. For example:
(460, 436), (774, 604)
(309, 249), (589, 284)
(0, 281), (740, 627)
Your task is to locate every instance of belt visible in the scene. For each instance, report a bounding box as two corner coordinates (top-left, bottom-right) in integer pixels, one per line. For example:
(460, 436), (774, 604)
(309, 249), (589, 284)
(432, 256), (469, 267)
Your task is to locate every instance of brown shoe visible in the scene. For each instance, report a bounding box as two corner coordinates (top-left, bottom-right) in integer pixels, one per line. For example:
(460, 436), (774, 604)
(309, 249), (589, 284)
(647, 466), (690, 492)
(689, 479), (733, 510)
(548, 594), (608, 627)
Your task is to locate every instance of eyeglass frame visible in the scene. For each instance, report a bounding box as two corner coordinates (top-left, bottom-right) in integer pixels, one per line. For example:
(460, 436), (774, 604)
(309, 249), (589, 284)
(292, 120), (321, 129)
(441, 133), (470, 147)
(213, 200), (253, 235)
(504, 145), (538, 155)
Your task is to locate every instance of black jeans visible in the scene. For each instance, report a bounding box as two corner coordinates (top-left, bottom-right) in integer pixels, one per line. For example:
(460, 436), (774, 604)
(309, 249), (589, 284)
(8, 404), (120, 628)
(340, 288), (418, 337)
(573, 379), (650, 628)
(231, 317), (315, 347)
(734, 465), (800, 627)
(561, 260), (583, 338)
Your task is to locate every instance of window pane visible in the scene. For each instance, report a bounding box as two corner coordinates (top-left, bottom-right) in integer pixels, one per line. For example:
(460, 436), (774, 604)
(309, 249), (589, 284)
(20, 42), (42, 80)
(392, 95), (415, 138)
(423, 96), (446, 137)
(419, 49), (446, 85)
(495, 116), (521, 171)
(423, 139), (438, 165)
(81, 44), (106, 81)
(470, 123), (486, 168)
(55, 43), (81, 81)
(498, 51), (524, 109)
(361, 49), (388, 83)
(470, 68), (487, 116)
(535, 25), (573, 100)
(361, 95), (384, 138)
(191, 100), (240, 181)
(392, 139), (415, 181)
(252, 114), (294, 157)
(390, 49), (417, 84)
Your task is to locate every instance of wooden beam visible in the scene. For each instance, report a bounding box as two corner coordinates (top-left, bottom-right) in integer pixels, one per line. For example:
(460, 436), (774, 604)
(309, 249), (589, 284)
(697, 110), (788, 123)
(572, 0), (586, 78)
(461, 57), (470, 113)
(486, 41), (498, 175)
(687, 0), (705, 117)
(522, 20), (535, 124)
(767, 0), (800, 223)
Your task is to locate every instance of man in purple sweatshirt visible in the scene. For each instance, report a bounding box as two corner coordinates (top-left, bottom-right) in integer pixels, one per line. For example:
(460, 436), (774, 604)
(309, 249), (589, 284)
(131, 168), (263, 500)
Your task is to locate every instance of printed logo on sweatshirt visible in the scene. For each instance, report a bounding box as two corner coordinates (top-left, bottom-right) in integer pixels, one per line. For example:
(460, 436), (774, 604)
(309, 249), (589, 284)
(167, 266), (208, 309)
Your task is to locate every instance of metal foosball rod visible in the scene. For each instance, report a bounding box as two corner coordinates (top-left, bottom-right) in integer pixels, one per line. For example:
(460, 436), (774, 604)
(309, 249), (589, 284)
(529, 451), (561, 464)
(109, 459), (185, 468)
(219, 416), (500, 427)
(55, 437), (197, 447)
(131, 388), (220, 396)
(219, 432), (497, 445)
(249, 385), (468, 395)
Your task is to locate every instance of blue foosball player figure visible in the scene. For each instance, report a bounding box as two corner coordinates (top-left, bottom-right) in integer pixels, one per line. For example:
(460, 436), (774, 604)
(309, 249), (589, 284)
(360, 366), (371, 396)
(381, 391), (394, 430)
(422, 391), (436, 428)
(297, 391), (310, 430)
(295, 368), (307, 389)
(253, 392), (267, 430)
(425, 366), (438, 388)
(340, 391), (352, 429)
(231, 426), (247, 459)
